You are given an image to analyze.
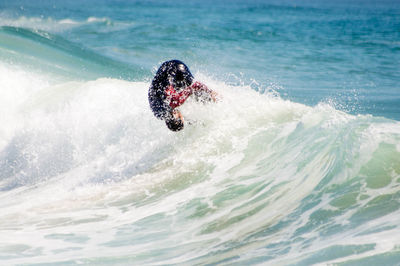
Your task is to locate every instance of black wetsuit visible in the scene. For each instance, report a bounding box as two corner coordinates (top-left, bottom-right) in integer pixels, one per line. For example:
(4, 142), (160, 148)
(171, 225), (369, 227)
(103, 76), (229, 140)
(148, 60), (194, 120)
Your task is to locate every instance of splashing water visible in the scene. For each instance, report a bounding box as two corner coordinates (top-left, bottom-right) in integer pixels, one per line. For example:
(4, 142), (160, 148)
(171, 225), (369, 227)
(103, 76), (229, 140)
(1, 59), (400, 264)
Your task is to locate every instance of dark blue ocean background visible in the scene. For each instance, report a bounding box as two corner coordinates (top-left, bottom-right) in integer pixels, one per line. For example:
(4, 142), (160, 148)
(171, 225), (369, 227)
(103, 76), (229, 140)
(1, 0), (399, 119)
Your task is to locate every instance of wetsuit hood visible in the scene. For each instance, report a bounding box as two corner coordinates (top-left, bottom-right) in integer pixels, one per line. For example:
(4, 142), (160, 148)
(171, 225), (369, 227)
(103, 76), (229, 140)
(156, 60), (193, 90)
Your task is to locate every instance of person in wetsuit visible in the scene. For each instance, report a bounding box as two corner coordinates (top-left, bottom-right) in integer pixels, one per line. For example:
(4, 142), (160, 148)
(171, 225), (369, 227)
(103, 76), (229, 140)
(148, 60), (217, 131)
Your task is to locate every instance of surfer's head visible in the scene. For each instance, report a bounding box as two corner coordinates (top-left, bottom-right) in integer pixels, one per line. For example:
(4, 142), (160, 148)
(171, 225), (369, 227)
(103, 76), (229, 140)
(160, 60), (193, 90)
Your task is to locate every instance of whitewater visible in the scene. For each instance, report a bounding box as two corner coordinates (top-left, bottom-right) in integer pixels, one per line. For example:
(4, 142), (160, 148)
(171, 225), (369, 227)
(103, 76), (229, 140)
(1, 1), (400, 265)
(2, 57), (400, 265)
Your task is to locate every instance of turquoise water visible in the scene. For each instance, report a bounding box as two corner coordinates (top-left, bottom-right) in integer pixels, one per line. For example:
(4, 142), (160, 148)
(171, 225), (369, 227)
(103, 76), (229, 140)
(1, 0), (400, 265)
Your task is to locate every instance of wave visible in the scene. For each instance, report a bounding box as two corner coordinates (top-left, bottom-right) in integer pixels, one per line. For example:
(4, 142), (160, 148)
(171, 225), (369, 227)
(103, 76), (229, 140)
(0, 57), (400, 264)
(0, 15), (116, 32)
(0, 15), (399, 263)
(0, 26), (146, 80)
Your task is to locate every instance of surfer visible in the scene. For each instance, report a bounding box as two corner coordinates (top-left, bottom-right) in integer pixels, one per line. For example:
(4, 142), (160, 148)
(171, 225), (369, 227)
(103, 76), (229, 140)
(148, 60), (217, 131)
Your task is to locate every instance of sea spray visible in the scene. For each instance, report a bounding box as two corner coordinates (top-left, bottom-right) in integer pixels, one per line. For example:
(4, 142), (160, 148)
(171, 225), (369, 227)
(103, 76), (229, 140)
(1, 63), (400, 264)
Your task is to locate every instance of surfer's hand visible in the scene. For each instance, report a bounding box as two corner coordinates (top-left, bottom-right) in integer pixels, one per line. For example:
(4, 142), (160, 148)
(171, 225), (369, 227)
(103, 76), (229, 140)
(172, 109), (184, 122)
(210, 90), (220, 102)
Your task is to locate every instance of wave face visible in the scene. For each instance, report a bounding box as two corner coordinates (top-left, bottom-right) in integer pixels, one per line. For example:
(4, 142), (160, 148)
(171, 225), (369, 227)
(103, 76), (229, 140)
(1, 1), (400, 265)
(1, 56), (400, 265)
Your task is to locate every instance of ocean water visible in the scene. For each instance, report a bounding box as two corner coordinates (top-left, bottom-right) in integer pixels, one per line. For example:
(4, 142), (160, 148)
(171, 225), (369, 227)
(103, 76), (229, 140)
(1, 0), (400, 265)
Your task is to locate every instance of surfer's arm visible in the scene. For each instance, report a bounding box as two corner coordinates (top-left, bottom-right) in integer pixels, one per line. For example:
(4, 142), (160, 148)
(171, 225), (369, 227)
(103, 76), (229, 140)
(190, 81), (218, 102)
(165, 82), (218, 109)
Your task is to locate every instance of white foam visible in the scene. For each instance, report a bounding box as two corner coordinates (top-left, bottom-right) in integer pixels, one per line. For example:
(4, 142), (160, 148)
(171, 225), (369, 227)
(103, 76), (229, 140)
(1, 64), (400, 265)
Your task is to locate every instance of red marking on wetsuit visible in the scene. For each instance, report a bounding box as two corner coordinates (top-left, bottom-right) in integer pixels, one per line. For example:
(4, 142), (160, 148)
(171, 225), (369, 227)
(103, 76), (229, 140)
(191, 81), (212, 94)
(165, 82), (211, 109)
(165, 85), (193, 109)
